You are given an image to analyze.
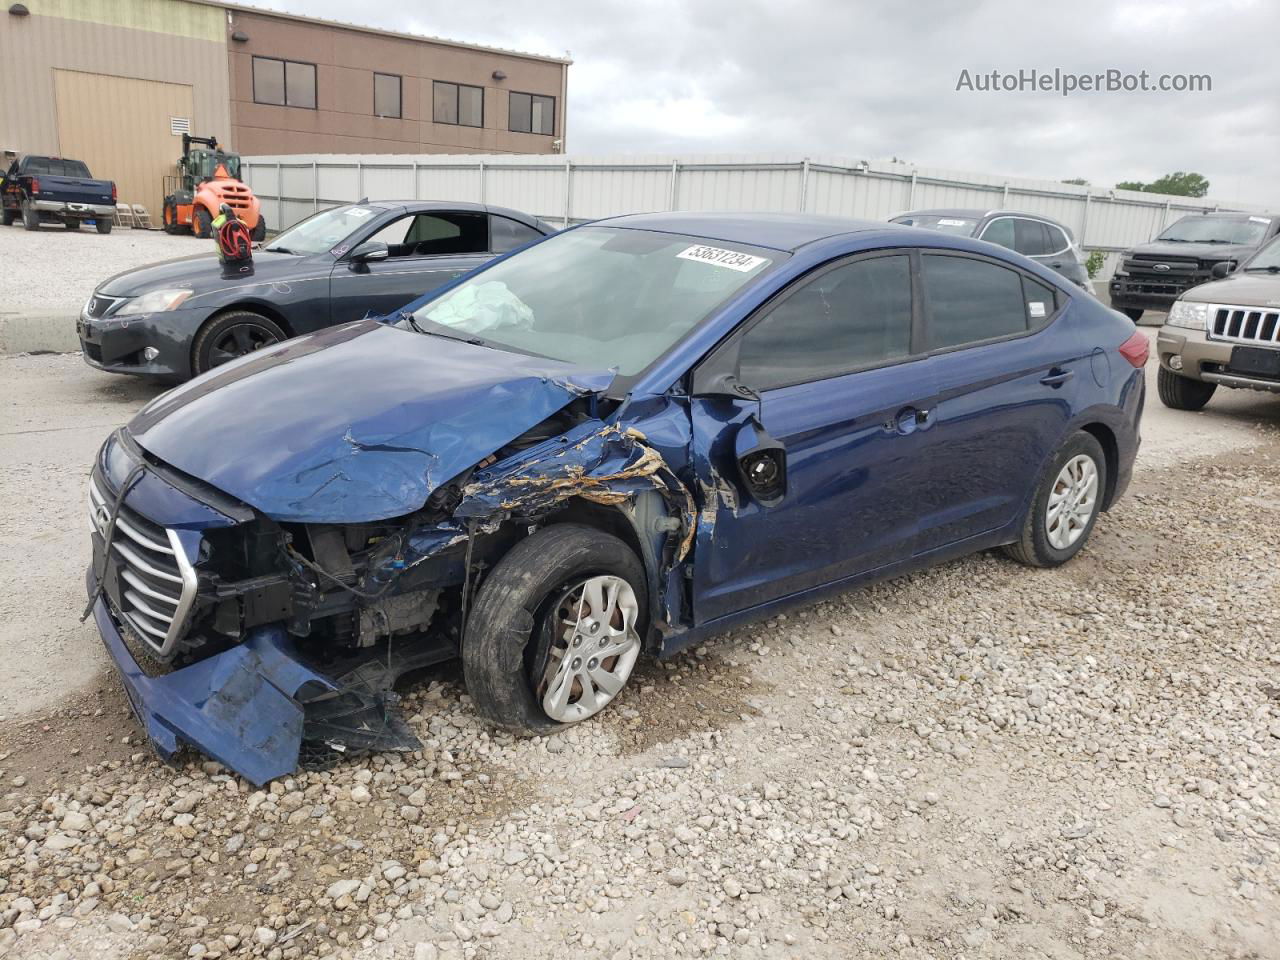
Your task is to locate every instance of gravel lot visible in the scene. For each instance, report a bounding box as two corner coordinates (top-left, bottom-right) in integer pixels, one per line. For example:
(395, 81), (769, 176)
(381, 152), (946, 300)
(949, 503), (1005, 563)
(0, 223), (200, 316)
(1, 339), (1278, 958)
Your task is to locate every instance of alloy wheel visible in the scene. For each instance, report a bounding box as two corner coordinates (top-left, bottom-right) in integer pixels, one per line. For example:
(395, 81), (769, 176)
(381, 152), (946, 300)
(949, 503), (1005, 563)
(1045, 454), (1099, 550)
(207, 323), (280, 368)
(536, 575), (641, 723)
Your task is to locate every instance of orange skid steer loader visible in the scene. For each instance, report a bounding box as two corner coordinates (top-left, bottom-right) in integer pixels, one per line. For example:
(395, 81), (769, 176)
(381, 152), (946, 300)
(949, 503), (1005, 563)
(162, 134), (265, 241)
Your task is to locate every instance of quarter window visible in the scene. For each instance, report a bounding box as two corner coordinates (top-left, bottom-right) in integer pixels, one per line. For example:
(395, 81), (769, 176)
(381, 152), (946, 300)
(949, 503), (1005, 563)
(253, 56), (315, 109)
(374, 73), (401, 119)
(738, 255), (914, 390)
(433, 82), (483, 127)
(1045, 224), (1070, 253)
(922, 255), (1030, 349)
(509, 92), (555, 135)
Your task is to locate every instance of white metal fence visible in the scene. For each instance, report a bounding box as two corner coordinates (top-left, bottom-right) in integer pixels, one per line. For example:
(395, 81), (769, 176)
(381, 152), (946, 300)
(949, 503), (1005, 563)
(241, 153), (1267, 276)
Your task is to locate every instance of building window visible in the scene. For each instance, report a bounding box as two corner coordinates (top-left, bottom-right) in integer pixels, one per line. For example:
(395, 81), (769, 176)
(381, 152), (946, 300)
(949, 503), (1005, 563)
(374, 72), (401, 118)
(509, 91), (554, 135)
(252, 56), (316, 109)
(433, 81), (483, 127)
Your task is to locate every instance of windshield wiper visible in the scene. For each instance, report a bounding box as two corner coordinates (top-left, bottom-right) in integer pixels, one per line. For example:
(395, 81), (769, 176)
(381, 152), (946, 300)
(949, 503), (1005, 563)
(264, 245), (295, 254)
(395, 311), (488, 346)
(1244, 265), (1280, 273)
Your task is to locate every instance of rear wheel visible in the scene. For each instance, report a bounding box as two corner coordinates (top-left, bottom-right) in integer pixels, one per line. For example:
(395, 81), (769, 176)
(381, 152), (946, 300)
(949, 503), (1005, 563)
(251, 214), (266, 243)
(162, 201), (183, 235)
(191, 310), (286, 375)
(1157, 366), (1216, 410)
(1121, 308), (1143, 322)
(21, 200), (39, 231)
(193, 207), (212, 239)
(1004, 431), (1107, 568)
(95, 219), (112, 235)
(464, 524), (647, 736)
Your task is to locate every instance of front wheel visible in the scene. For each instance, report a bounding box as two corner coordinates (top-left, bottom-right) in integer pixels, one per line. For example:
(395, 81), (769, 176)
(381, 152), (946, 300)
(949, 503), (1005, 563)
(1004, 431), (1107, 568)
(464, 524), (648, 735)
(1157, 366), (1216, 411)
(191, 310), (286, 375)
(193, 206), (212, 239)
(1, 206), (14, 226)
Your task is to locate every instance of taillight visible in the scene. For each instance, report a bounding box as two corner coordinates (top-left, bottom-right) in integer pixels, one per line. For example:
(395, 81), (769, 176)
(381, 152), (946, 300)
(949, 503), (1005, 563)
(30, 177), (40, 195)
(111, 183), (117, 203)
(1118, 331), (1150, 368)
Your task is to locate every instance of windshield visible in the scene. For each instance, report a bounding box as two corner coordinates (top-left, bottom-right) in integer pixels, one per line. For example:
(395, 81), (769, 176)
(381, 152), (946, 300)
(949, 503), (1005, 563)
(1157, 215), (1271, 245)
(265, 204), (382, 255)
(407, 226), (779, 376)
(891, 214), (978, 236)
(1244, 236), (1280, 271)
(194, 151), (241, 180)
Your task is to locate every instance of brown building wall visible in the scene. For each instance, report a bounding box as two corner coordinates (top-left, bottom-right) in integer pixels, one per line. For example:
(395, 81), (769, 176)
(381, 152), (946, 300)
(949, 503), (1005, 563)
(224, 9), (569, 157)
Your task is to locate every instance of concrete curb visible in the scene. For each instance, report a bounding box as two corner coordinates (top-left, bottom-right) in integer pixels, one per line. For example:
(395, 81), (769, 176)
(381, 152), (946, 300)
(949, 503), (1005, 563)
(0, 312), (82, 356)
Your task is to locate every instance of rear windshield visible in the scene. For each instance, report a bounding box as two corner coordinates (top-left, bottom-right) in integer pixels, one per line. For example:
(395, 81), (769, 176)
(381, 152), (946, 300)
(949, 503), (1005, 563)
(891, 214), (979, 236)
(1157, 215), (1271, 245)
(23, 157), (92, 178)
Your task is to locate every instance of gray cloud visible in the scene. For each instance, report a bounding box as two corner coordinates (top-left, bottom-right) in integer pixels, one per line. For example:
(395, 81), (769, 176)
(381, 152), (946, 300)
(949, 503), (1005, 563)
(253, 0), (1280, 207)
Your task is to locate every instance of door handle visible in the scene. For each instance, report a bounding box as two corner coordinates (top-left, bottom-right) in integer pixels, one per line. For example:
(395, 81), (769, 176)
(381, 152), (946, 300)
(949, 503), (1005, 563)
(891, 406), (932, 434)
(1040, 367), (1074, 387)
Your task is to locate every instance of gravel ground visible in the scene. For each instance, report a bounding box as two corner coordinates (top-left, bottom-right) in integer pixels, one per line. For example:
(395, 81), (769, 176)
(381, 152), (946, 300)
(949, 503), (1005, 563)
(0, 223), (200, 316)
(1, 347), (1278, 960)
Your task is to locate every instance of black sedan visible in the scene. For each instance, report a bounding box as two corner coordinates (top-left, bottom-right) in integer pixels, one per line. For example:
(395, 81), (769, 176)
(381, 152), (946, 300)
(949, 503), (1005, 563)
(77, 201), (554, 380)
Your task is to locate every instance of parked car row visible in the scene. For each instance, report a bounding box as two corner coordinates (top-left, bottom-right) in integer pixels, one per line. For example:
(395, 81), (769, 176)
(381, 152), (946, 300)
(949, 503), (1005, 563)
(81, 205), (1147, 783)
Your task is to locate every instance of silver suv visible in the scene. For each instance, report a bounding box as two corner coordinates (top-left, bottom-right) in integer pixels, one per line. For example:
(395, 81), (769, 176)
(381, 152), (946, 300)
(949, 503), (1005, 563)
(1156, 234), (1280, 409)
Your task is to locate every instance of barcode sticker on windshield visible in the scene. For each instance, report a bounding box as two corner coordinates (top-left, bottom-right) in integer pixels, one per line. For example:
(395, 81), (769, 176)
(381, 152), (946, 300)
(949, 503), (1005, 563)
(677, 245), (768, 272)
(938, 218), (968, 226)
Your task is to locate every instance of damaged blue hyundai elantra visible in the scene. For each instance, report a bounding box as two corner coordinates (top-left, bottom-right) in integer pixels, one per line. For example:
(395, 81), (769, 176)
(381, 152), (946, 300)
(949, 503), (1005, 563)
(85, 212), (1147, 784)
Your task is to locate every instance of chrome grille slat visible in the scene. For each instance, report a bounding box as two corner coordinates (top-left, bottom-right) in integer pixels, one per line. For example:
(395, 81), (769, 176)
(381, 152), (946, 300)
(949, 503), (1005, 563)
(88, 471), (199, 657)
(1206, 302), (1280, 346)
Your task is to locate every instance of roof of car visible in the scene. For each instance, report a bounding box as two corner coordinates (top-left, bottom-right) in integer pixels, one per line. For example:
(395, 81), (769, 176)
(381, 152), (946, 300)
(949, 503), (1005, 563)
(593, 211), (891, 252)
(357, 199), (547, 230)
(896, 208), (1071, 227)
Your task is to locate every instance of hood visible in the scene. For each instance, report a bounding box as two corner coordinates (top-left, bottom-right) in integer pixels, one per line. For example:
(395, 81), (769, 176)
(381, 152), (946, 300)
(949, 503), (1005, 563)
(98, 250), (323, 298)
(127, 321), (615, 523)
(1125, 239), (1256, 262)
(1181, 271), (1280, 306)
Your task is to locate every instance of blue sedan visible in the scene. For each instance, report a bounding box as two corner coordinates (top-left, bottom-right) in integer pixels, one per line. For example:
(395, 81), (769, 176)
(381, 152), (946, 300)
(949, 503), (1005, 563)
(85, 212), (1145, 783)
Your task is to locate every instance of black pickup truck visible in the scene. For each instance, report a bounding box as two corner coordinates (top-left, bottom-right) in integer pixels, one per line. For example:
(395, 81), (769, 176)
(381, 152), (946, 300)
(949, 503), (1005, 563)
(1109, 211), (1280, 321)
(2, 155), (117, 233)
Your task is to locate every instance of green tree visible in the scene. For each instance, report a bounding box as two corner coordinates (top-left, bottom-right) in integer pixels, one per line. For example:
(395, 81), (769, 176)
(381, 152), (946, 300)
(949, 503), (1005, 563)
(1114, 172), (1210, 197)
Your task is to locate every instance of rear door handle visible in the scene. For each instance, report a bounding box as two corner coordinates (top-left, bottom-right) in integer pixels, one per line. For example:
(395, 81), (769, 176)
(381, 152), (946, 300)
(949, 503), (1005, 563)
(1040, 367), (1074, 387)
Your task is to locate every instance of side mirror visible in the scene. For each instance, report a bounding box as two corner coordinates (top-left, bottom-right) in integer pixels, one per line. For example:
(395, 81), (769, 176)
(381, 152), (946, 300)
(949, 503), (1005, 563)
(1210, 261), (1233, 280)
(349, 240), (389, 266)
(734, 416), (787, 507)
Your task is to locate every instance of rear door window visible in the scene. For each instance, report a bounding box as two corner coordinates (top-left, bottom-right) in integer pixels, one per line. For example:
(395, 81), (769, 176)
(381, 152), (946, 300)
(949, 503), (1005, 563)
(922, 254), (1028, 350)
(1013, 219), (1052, 256)
(490, 216), (543, 253)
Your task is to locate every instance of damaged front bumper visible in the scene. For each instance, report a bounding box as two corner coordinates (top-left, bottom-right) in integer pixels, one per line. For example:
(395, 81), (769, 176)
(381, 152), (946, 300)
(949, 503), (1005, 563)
(88, 568), (438, 785)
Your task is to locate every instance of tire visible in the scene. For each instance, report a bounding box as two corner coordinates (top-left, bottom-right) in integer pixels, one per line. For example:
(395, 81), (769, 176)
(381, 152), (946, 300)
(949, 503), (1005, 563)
(1121, 308), (1143, 322)
(251, 214), (266, 243)
(463, 523), (648, 736)
(162, 201), (182, 235)
(1157, 366), (1216, 411)
(193, 206), (212, 240)
(1004, 431), (1107, 568)
(22, 200), (39, 231)
(95, 219), (111, 235)
(1, 206), (14, 227)
(191, 310), (287, 375)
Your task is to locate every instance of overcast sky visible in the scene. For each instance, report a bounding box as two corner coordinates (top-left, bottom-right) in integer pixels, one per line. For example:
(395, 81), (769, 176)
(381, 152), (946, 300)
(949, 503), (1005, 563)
(252, 0), (1280, 208)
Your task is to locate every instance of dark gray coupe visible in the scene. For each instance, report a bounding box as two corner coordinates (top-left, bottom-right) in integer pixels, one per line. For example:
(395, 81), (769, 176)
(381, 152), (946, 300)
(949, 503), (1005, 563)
(77, 200), (553, 381)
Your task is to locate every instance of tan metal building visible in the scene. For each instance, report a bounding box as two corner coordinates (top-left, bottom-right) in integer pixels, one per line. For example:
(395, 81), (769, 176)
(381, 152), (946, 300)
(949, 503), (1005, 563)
(0, 0), (570, 217)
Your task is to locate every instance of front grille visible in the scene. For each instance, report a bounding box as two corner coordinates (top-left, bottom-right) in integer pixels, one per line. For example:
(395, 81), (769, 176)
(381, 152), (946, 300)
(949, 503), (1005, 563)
(89, 475), (197, 656)
(84, 295), (121, 319)
(1119, 255), (1206, 297)
(1209, 305), (1280, 345)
